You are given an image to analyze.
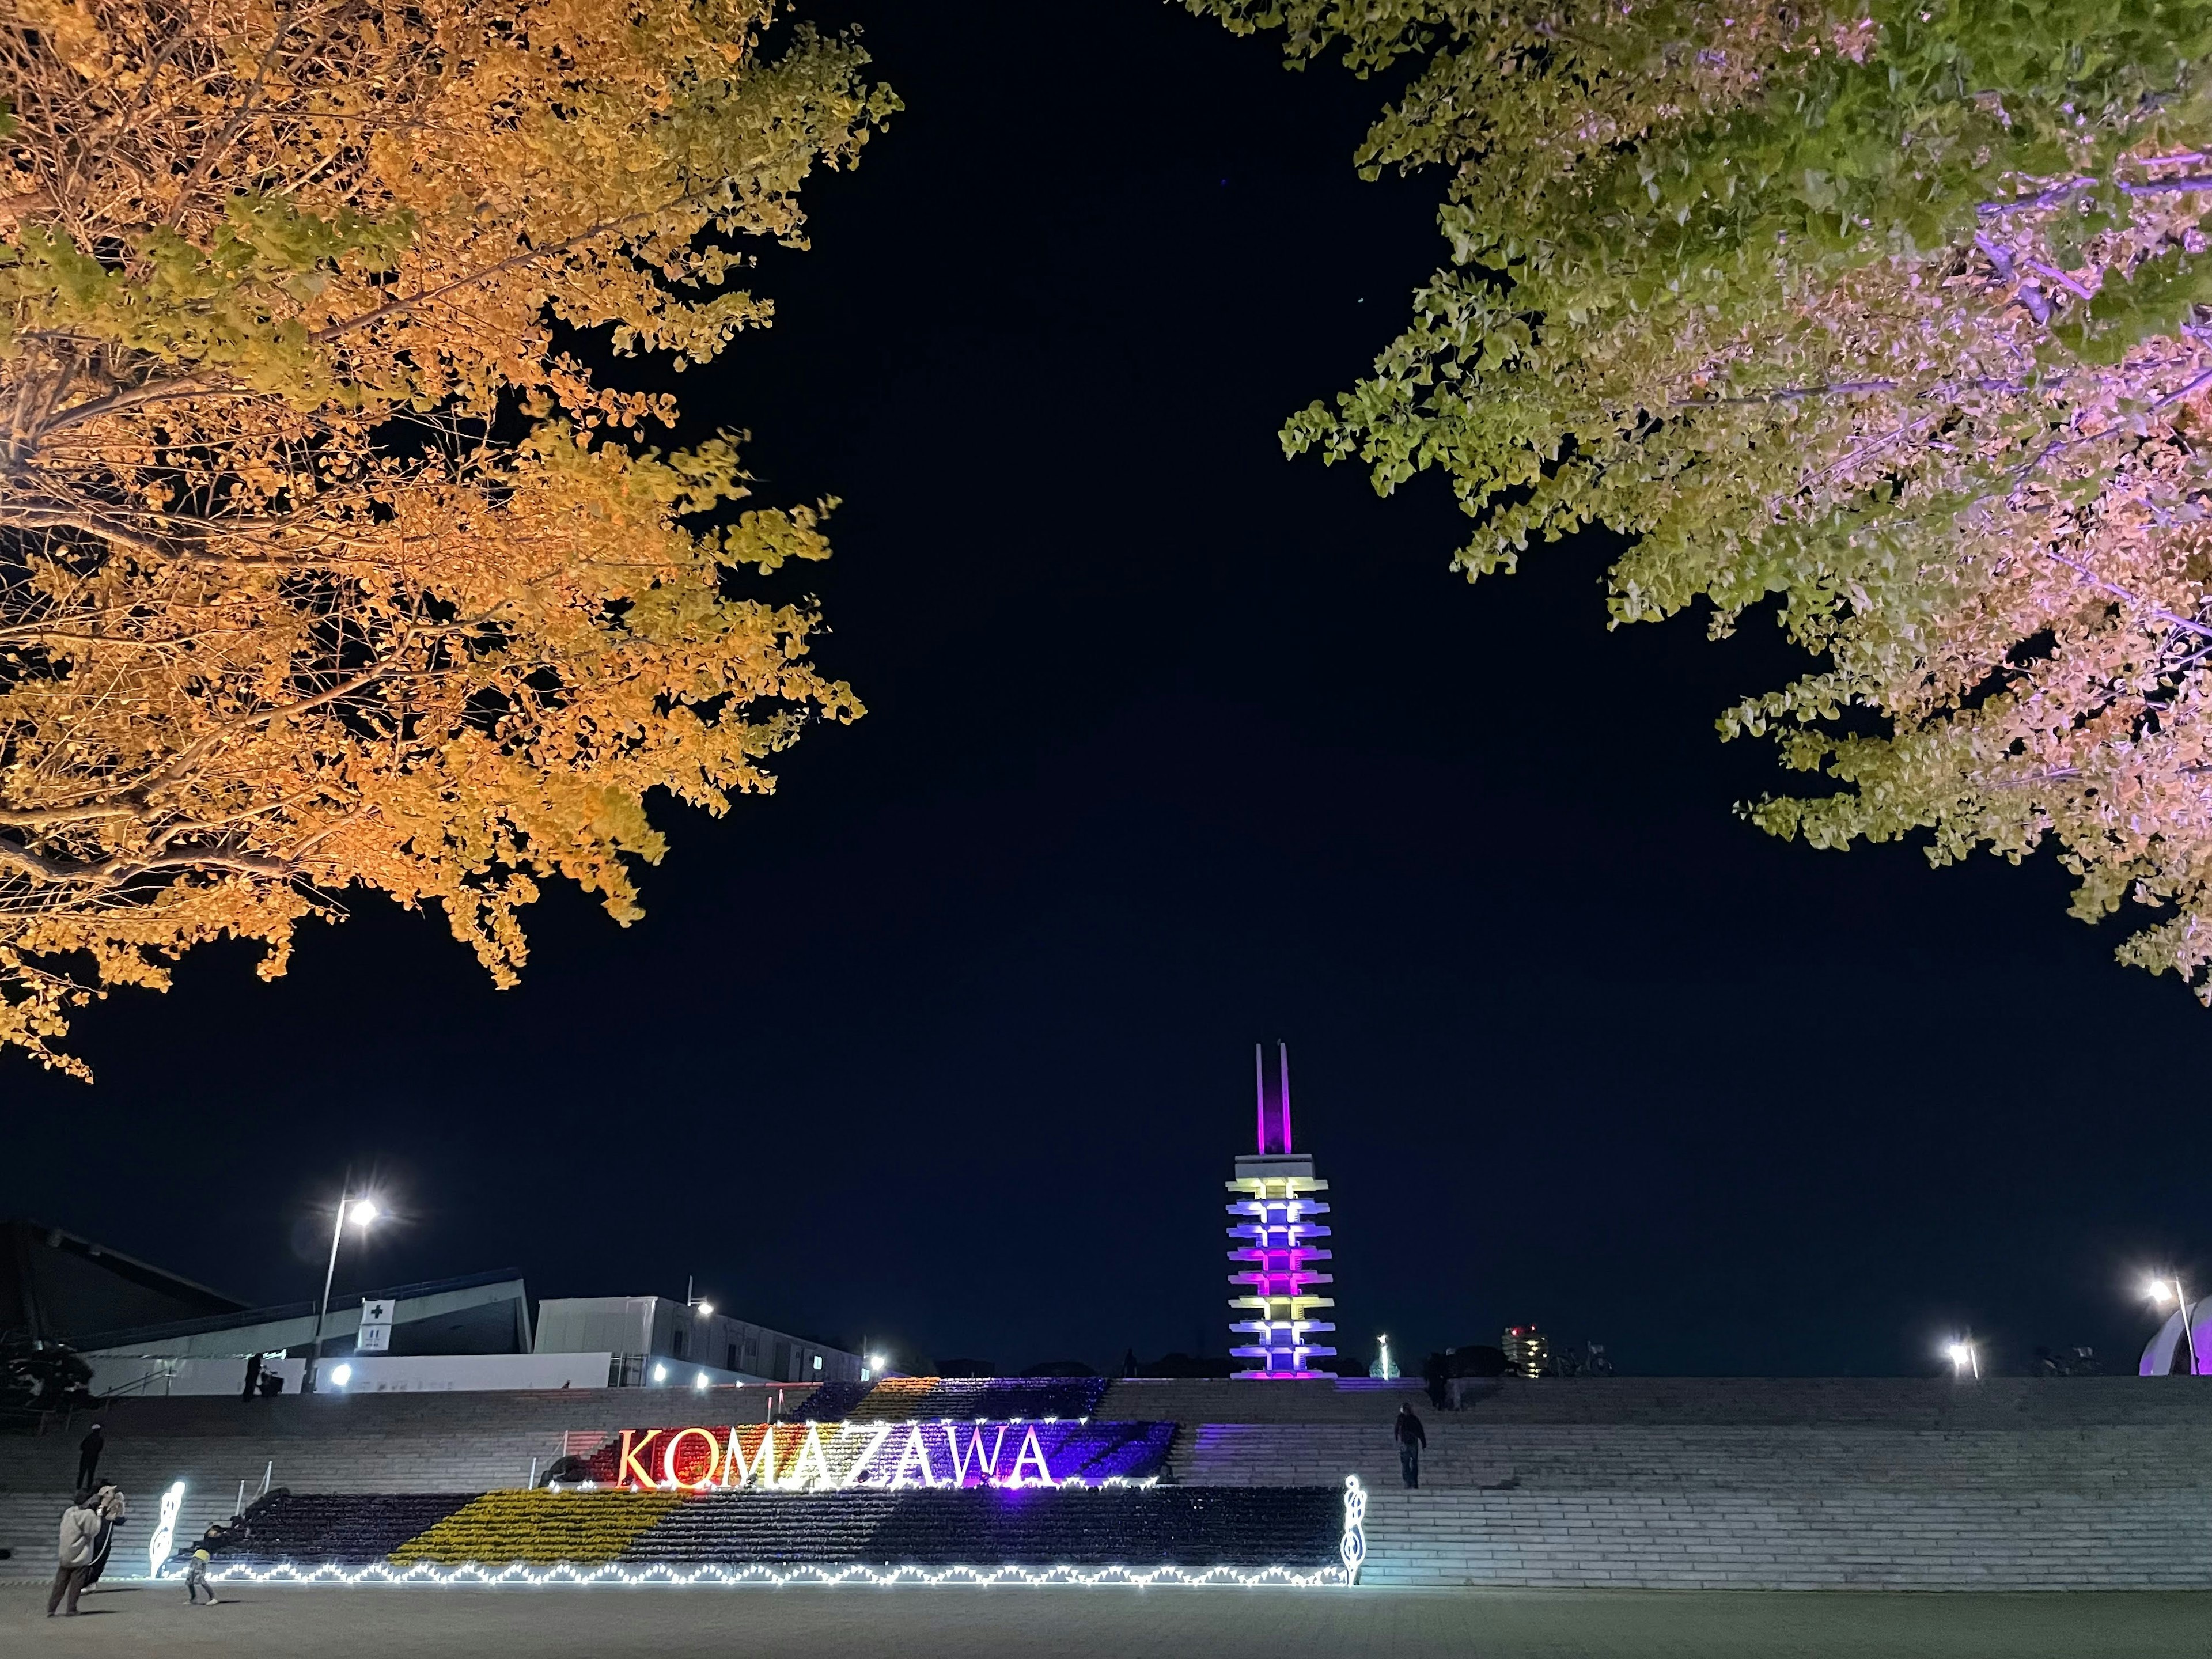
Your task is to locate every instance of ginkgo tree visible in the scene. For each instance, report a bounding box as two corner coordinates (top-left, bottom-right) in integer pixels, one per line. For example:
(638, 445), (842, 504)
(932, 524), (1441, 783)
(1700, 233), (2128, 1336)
(1197, 0), (2212, 999)
(0, 0), (895, 1070)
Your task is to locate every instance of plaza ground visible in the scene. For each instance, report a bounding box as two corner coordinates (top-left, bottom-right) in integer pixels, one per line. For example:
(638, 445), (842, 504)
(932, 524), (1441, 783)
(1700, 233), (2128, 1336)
(1, 1580), (2200, 1657)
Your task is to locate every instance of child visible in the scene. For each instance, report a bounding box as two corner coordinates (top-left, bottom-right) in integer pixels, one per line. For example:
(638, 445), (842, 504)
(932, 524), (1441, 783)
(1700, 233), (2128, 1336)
(183, 1527), (220, 1605)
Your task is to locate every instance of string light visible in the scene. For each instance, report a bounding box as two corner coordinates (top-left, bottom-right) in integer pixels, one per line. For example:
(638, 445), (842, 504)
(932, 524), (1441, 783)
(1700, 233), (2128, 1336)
(171, 1469), (1366, 1590)
(196, 1558), (1353, 1590)
(1339, 1475), (1366, 1585)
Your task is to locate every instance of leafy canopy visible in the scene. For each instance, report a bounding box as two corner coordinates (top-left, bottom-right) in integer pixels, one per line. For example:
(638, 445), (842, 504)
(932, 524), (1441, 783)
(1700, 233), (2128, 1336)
(1196, 0), (2212, 1000)
(0, 0), (896, 1071)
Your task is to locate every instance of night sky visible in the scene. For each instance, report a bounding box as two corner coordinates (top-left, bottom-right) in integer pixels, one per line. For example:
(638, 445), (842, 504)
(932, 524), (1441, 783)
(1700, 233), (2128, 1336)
(2, 0), (2204, 1380)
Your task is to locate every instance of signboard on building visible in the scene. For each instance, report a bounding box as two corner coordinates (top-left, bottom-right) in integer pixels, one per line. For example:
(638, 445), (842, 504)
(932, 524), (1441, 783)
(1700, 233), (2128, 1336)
(357, 1297), (393, 1354)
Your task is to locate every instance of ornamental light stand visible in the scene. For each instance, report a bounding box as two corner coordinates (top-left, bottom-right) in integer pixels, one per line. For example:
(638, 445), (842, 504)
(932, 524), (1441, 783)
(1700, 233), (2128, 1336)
(2148, 1276), (2200, 1376)
(304, 1193), (378, 1394)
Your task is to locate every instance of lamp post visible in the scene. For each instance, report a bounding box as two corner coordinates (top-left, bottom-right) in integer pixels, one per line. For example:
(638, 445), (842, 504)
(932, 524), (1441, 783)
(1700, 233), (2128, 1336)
(304, 1193), (378, 1394)
(2148, 1276), (2200, 1376)
(1945, 1339), (1978, 1380)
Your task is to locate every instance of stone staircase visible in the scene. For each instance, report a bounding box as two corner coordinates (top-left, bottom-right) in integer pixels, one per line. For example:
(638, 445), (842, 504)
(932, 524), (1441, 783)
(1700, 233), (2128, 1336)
(201, 1484), (1347, 1575)
(0, 1389), (780, 1578)
(8, 1377), (2207, 1590)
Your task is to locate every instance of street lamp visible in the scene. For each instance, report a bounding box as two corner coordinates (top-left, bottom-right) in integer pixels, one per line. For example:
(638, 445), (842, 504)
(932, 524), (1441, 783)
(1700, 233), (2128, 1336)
(2147, 1276), (2200, 1376)
(304, 1188), (378, 1394)
(1945, 1339), (1978, 1380)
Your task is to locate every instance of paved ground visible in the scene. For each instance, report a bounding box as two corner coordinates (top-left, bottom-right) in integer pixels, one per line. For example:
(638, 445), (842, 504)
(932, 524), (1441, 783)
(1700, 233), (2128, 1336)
(0, 1580), (2201, 1656)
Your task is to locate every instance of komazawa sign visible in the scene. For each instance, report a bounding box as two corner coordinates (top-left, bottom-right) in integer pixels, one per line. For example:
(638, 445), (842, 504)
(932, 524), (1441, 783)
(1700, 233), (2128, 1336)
(578, 1419), (1174, 1492)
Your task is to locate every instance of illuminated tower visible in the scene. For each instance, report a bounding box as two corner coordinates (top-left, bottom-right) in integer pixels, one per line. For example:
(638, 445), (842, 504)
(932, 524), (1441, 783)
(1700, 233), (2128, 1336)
(1226, 1042), (1336, 1378)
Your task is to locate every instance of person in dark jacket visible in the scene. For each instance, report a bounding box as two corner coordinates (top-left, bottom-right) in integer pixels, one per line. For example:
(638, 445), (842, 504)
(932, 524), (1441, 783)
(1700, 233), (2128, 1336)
(1394, 1401), (1427, 1488)
(74, 1423), (104, 1490)
(240, 1353), (263, 1400)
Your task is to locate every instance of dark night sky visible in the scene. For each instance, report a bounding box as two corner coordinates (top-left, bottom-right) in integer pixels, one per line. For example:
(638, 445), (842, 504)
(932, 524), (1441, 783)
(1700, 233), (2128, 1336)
(2, 0), (2205, 1379)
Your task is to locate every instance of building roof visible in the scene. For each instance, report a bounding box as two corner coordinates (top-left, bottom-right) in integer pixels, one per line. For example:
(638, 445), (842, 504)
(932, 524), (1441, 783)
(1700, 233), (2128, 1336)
(71, 1267), (526, 1353)
(1, 1217), (247, 1343)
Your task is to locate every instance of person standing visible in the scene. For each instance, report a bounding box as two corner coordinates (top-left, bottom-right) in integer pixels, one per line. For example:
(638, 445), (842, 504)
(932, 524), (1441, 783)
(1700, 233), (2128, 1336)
(47, 1494), (101, 1616)
(1394, 1400), (1427, 1489)
(240, 1353), (263, 1400)
(74, 1422), (104, 1490)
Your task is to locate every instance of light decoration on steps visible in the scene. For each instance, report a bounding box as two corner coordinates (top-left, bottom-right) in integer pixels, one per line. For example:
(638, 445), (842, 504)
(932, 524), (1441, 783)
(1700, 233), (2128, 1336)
(196, 1557), (1358, 1589)
(147, 1480), (186, 1577)
(1339, 1475), (1366, 1585)
(187, 1476), (1366, 1592)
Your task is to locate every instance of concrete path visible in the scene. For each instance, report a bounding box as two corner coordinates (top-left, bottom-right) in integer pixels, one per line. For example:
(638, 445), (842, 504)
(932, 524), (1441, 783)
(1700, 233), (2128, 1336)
(1, 1580), (2199, 1656)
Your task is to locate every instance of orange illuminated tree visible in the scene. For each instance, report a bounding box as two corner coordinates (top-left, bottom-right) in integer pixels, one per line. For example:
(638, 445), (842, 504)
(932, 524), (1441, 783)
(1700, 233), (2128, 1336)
(0, 0), (895, 1071)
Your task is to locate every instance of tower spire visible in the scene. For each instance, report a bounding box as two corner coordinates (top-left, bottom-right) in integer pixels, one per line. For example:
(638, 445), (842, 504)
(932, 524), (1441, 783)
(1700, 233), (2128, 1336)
(1255, 1040), (1293, 1154)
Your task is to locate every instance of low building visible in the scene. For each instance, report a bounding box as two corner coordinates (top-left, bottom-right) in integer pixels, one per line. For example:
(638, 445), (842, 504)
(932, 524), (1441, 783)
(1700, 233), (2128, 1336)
(73, 1268), (537, 1395)
(534, 1296), (867, 1387)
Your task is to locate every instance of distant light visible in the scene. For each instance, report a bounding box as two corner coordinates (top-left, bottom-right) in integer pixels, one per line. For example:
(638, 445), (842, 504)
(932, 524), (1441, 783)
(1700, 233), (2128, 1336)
(1945, 1344), (1969, 1366)
(651, 1363), (668, 1384)
(869, 1354), (885, 1370)
(330, 1363), (353, 1387)
(697, 1302), (714, 1319)
(2148, 1279), (2175, 1304)
(347, 1199), (378, 1228)
(813, 1355), (823, 1370)
(694, 1372), (709, 1391)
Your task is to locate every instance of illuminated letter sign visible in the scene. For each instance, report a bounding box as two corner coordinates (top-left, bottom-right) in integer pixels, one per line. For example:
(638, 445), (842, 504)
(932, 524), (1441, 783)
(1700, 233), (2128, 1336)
(944, 1424), (1007, 1484)
(594, 1418), (1165, 1491)
(616, 1429), (662, 1490)
(889, 1425), (938, 1488)
(723, 1425), (775, 1489)
(786, 1421), (834, 1490)
(842, 1422), (895, 1489)
(1009, 1426), (1053, 1486)
(661, 1426), (722, 1490)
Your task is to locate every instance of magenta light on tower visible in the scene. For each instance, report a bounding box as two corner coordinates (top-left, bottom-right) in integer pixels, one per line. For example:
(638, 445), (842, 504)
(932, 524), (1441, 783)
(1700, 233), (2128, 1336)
(1226, 1043), (1336, 1378)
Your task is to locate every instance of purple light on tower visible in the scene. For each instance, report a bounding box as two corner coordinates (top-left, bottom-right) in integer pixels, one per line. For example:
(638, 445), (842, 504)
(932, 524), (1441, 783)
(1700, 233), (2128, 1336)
(1226, 1043), (1336, 1379)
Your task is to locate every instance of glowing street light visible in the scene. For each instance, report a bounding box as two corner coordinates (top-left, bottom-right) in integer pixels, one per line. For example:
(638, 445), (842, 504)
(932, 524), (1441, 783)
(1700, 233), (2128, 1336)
(2146, 1275), (2200, 1375)
(1944, 1340), (1978, 1380)
(305, 1184), (380, 1395)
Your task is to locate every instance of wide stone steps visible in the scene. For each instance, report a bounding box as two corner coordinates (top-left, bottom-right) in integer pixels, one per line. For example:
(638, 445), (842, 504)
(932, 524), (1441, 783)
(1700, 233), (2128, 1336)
(1169, 1422), (2212, 1493)
(1357, 1488), (2212, 1590)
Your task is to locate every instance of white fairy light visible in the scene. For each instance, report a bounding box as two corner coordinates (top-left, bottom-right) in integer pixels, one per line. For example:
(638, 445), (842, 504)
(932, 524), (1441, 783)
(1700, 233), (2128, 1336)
(203, 1558), (1353, 1590)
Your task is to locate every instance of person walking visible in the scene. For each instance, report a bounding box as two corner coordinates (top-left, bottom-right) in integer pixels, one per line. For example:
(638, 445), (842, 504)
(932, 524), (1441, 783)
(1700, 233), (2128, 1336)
(46, 1493), (101, 1617)
(79, 1480), (127, 1586)
(1394, 1400), (1427, 1489)
(74, 1422), (104, 1490)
